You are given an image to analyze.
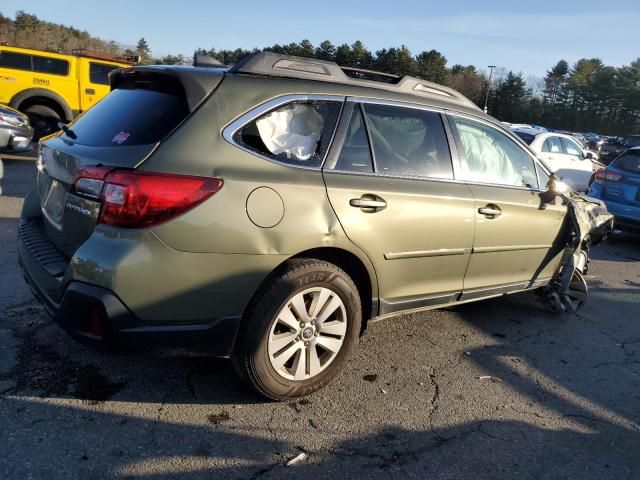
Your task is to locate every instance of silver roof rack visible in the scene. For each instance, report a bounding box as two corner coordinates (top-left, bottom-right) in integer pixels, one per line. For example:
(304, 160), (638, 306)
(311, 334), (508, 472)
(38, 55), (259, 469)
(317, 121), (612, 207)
(229, 52), (481, 111)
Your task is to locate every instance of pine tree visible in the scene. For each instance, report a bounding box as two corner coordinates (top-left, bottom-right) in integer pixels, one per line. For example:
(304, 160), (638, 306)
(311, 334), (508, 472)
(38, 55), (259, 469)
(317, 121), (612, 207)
(136, 37), (151, 64)
(490, 71), (528, 121)
(414, 49), (447, 84)
(315, 40), (335, 61)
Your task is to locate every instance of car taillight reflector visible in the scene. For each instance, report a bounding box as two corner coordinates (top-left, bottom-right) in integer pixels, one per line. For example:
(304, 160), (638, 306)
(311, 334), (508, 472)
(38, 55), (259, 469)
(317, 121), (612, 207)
(595, 169), (622, 184)
(72, 168), (223, 228)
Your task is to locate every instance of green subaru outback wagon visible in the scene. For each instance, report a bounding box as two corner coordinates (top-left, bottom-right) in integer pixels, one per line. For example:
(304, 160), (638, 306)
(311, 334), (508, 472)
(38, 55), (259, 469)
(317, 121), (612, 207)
(19, 52), (579, 400)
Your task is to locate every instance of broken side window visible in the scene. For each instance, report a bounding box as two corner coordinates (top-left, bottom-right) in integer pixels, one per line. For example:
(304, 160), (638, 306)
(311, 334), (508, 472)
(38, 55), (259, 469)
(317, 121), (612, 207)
(235, 101), (342, 168)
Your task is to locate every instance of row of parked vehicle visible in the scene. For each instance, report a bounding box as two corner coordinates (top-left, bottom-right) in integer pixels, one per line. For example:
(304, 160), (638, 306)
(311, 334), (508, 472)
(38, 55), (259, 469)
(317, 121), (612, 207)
(504, 123), (640, 233)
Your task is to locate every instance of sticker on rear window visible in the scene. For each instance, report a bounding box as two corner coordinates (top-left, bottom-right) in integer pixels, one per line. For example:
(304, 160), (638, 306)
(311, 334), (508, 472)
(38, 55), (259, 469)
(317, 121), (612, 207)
(112, 131), (130, 144)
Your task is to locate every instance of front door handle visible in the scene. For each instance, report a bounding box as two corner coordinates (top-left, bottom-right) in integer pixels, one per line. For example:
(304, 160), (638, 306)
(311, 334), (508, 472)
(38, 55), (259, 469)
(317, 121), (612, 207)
(350, 195), (387, 212)
(85, 88), (96, 95)
(478, 205), (502, 218)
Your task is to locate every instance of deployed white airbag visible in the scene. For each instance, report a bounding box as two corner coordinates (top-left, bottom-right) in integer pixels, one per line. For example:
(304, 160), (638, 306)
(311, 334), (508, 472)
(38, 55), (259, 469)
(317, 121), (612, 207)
(256, 103), (324, 161)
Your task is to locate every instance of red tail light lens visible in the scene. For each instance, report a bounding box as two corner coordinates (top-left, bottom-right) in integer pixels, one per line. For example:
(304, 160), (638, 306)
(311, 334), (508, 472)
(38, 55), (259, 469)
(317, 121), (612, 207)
(595, 169), (622, 184)
(100, 171), (223, 228)
(72, 168), (223, 228)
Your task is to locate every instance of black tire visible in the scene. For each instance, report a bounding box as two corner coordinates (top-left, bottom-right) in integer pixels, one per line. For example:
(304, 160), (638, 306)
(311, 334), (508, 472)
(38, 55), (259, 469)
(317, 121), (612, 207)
(233, 258), (362, 401)
(23, 105), (61, 141)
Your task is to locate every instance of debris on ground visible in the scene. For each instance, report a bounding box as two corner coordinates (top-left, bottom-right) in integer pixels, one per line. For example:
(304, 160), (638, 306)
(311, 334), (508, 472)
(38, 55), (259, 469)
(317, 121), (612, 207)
(478, 376), (503, 383)
(207, 411), (230, 425)
(363, 374), (378, 382)
(286, 452), (307, 466)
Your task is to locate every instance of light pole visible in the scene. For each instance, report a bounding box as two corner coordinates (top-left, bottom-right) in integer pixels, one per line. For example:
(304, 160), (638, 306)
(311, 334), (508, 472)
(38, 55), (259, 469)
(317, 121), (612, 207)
(484, 65), (496, 113)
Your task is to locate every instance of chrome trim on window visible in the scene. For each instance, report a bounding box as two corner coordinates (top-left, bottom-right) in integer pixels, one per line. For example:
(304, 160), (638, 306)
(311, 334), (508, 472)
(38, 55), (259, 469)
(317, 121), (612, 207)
(346, 96), (446, 114)
(221, 94), (345, 171)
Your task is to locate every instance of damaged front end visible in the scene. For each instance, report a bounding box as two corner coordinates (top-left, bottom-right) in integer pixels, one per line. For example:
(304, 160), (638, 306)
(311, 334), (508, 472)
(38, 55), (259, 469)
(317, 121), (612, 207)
(541, 182), (614, 314)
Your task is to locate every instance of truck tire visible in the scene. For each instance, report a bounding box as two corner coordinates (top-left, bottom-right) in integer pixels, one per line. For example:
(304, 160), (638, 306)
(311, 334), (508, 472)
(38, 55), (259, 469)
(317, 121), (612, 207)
(24, 105), (61, 141)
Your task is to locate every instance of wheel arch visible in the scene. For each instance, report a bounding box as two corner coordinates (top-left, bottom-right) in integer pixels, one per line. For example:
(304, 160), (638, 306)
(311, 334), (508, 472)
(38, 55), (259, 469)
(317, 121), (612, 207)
(10, 88), (73, 122)
(239, 246), (379, 343)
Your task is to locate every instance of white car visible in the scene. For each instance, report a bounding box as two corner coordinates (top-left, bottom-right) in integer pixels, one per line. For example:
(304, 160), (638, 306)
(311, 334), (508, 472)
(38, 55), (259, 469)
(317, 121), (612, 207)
(513, 128), (596, 191)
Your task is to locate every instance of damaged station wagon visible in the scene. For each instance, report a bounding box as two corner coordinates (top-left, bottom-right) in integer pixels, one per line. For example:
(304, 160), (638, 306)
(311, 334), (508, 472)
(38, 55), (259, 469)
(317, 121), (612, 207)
(19, 53), (612, 400)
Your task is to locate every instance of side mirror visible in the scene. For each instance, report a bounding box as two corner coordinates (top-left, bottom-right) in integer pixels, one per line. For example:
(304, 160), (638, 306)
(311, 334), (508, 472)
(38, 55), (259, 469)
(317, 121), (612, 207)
(584, 151), (593, 160)
(540, 175), (564, 206)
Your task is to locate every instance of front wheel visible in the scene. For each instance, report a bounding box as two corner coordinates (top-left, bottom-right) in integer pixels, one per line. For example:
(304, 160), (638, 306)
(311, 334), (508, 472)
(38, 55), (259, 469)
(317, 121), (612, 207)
(233, 259), (362, 400)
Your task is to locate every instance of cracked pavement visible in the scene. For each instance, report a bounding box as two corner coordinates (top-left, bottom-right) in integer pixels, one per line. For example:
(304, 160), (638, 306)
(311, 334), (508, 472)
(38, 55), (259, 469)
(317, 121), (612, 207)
(1, 159), (639, 479)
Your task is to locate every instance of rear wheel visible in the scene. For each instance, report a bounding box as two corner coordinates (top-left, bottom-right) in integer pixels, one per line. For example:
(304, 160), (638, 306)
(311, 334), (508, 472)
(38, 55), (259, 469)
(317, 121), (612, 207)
(23, 105), (61, 141)
(233, 259), (361, 400)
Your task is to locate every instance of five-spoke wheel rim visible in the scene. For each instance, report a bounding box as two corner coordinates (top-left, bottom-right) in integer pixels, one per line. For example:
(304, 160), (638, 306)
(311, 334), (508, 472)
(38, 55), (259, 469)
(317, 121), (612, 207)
(268, 287), (348, 381)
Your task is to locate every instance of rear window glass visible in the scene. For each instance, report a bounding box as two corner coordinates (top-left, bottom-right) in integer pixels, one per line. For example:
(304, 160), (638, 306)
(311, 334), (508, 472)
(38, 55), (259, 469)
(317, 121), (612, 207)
(515, 131), (535, 145)
(0, 51), (31, 70)
(66, 76), (190, 147)
(90, 62), (118, 85)
(32, 55), (69, 75)
(234, 100), (341, 168)
(613, 151), (640, 173)
(623, 136), (640, 148)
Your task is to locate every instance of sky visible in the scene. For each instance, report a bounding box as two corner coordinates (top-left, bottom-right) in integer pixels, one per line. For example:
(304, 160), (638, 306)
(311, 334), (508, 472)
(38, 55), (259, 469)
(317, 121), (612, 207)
(3, 1), (639, 78)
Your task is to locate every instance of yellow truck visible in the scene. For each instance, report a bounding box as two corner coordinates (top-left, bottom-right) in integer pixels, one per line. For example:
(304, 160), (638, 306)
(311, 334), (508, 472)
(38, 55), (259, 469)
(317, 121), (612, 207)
(0, 45), (137, 139)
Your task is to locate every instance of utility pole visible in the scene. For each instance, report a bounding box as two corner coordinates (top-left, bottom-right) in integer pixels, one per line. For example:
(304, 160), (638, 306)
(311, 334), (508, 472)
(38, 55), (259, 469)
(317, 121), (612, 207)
(484, 65), (496, 113)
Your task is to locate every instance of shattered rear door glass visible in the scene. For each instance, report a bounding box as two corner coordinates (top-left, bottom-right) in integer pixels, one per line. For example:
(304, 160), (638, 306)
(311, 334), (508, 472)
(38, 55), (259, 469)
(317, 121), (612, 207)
(235, 100), (342, 168)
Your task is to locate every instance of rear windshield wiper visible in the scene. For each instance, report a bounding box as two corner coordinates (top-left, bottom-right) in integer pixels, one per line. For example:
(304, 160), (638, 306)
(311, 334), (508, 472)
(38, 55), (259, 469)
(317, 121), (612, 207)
(58, 122), (77, 140)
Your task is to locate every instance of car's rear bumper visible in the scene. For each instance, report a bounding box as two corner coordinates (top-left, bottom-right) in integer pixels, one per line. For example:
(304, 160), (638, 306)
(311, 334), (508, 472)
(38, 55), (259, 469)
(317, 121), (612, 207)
(587, 191), (640, 232)
(18, 217), (248, 356)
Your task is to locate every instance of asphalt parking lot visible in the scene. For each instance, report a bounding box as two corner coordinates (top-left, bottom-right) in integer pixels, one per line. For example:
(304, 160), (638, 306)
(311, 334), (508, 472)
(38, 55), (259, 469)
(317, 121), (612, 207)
(1, 158), (639, 479)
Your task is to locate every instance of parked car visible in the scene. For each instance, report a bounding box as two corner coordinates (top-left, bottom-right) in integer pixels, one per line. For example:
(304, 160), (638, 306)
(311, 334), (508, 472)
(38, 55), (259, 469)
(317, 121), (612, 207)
(598, 138), (625, 164)
(18, 52), (600, 400)
(0, 104), (33, 153)
(513, 128), (597, 191)
(599, 135), (640, 165)
(581, 132), (605, 150)
(0, 45), (138, 139)
(561, 132), (588, 148)
(588, 147), (640, 233)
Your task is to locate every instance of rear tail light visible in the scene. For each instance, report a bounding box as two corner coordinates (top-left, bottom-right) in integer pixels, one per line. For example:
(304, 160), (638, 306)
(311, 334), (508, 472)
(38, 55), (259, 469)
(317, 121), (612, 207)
(72, 167), (223, 228)
(595, 169), (622, 184)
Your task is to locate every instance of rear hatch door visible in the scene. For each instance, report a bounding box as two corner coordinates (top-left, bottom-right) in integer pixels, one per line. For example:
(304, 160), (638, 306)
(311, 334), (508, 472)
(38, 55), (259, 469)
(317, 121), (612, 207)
(602, 151), (640, 205)
(36, 67), (224, 256)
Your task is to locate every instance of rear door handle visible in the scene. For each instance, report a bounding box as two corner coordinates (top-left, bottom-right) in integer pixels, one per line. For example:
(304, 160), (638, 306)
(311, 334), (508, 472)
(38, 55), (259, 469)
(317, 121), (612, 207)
(478, 205), (502, 217)
(85, 88), (96, 95)
(350, 195), (387, 212)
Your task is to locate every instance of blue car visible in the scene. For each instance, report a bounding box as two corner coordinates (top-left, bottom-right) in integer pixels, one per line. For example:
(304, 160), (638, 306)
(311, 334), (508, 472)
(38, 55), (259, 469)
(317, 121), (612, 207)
(589, 147), (640, 233)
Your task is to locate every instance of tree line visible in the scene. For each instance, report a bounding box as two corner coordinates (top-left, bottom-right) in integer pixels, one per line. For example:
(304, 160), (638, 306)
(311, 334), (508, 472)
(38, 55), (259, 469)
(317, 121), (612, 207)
(1, 11), (638, 135)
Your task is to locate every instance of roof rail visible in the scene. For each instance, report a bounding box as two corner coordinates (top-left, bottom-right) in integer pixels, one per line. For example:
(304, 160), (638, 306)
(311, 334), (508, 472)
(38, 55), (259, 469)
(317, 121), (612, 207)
(342, 67), (400, 83)
(71, 49), (139, 65)
(230, 52), (480, 111)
